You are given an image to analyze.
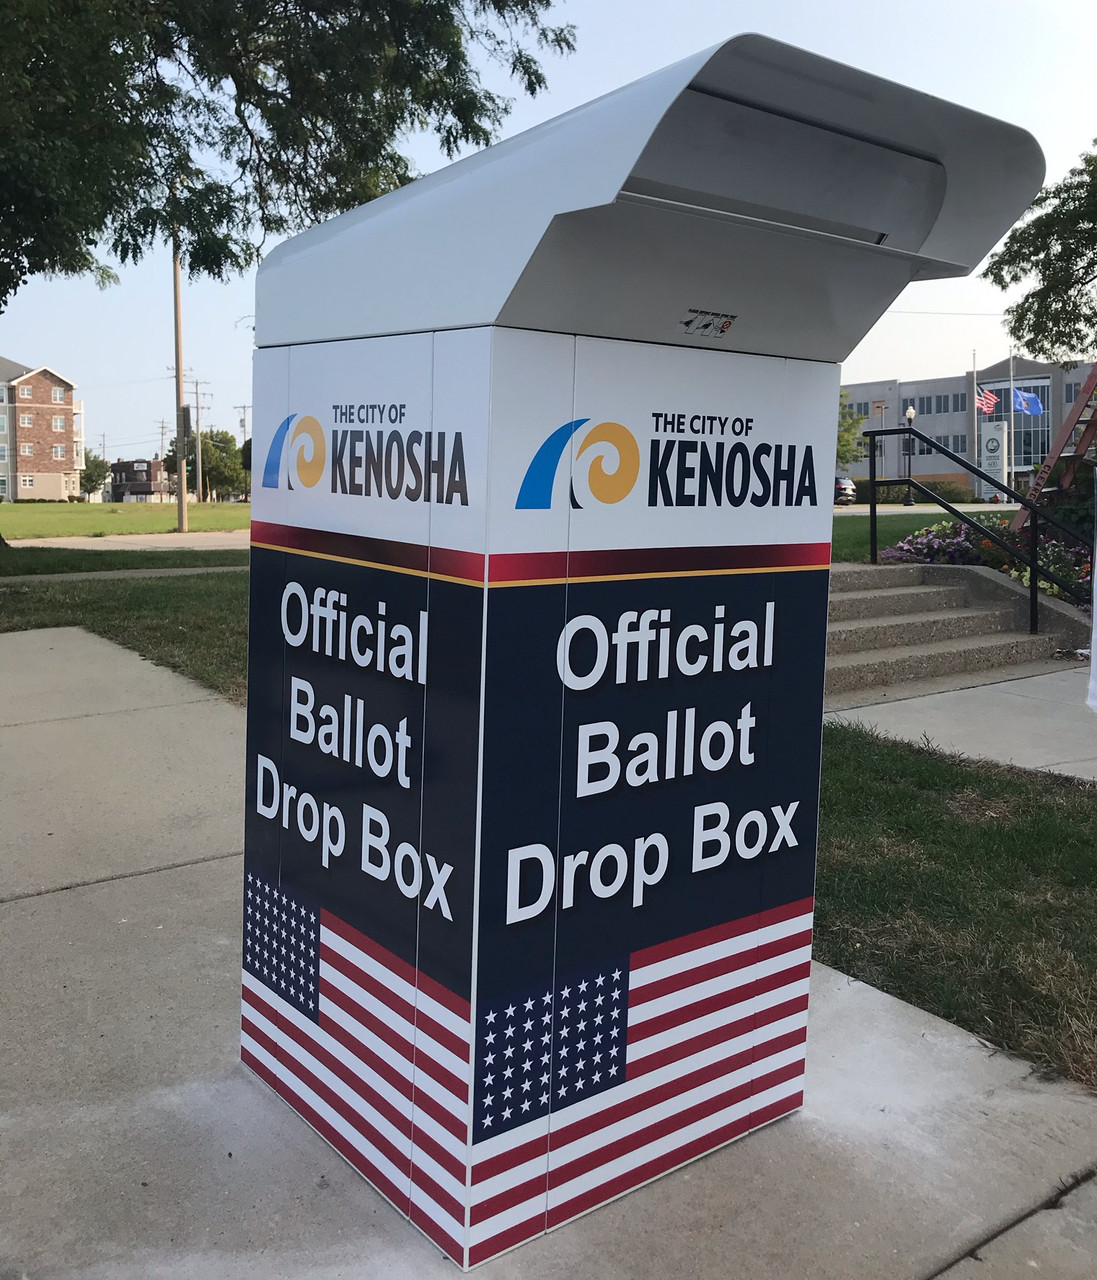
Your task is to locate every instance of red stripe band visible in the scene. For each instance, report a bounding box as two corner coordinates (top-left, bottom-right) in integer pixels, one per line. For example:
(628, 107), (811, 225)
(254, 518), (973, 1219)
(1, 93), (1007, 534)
(321, 910), (472, 1023)
(321, 942), (469, 1065)
(631, 896), (814, 972)
(489, 543), (830, 583)
(629, 992), (809, 1080)
(629, 960), (812, 1045)
(544, 1085), (803, 1231)
(630, 927), (813, 1009)
(321, 980), (469, 1105)
(252, 521), (830, 586)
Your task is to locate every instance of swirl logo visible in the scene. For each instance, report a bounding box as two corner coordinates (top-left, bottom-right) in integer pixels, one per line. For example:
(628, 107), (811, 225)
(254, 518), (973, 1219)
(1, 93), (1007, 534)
(261, 413), (326, 489)
(516, 418), (640, 509)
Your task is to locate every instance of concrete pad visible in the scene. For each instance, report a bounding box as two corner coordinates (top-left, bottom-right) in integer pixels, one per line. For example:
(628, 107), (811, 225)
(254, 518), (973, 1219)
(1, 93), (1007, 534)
(6, 627), (1097, 1280)
(940, 1177), (1097, 1277)
(0, 628), (227, 725)
(827, 667), (1097, 778)
(5, 852), (1097, 1279)
(0, 629), (244, 900)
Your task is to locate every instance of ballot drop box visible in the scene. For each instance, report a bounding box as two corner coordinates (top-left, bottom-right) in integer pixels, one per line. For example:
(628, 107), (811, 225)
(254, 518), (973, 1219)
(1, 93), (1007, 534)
(242, 34), (1043, 1268)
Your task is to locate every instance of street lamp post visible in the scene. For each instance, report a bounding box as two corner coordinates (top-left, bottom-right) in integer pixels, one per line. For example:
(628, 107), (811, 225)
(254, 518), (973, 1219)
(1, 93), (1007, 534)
(903, 403), (917, 506)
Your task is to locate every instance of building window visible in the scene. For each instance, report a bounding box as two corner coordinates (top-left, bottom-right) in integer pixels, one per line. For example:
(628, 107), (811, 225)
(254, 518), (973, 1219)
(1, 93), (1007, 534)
(0, 476), (6, 495)
(19, 413), (32, 427)
(0, 411), (6, 431)
(1066, 382), (1081, 403)
(19, 442), (33, 456)
(917, 395), (934, 415)
(18, 385), (31, 399)
(53, 444), (66, 459)
(917, 438), (934, 455)
(933, 434), (950, 451)
(953, 392), (968, 413)
(935, 395), (950, 414)
(901, 437), (913, 456)
(52, 416), (65, 431)
(855, 400), (870, 417)
(0, 444), (6, 461)
(901, 397), (916, 415)
(20, 474), (34, 488)
(953, 434), (968, 454)
(0, 387), (6, 402)
(51, 387), (65, 403)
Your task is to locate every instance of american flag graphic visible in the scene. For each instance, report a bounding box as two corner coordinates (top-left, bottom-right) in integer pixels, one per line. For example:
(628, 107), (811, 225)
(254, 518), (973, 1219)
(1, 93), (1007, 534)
(241, 871), (812, 1268)
(240, 872), (474, 1261)
(975, 386), (1000, 414)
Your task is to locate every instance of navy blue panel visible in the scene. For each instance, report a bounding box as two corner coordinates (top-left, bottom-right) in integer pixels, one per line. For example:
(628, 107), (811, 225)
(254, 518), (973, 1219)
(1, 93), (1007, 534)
(476, 569), (827, 1008)
(244, 547), (479, 1000)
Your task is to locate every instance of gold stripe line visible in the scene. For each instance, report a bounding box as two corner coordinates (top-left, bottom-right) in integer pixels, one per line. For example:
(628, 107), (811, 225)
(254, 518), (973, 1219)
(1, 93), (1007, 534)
(250, 541), (484, 587)
(252, 541), (830, 586)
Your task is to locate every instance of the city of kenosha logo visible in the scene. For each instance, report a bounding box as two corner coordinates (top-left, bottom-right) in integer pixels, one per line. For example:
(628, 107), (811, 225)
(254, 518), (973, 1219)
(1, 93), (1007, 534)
(261, 413), (326, 489)
(516, 418), (640, 509)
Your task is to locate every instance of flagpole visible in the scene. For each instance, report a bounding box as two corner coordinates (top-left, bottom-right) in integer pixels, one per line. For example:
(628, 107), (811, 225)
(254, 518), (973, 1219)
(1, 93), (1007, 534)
(972, 349), (979, 498)
(1008, 347), (1016, 492)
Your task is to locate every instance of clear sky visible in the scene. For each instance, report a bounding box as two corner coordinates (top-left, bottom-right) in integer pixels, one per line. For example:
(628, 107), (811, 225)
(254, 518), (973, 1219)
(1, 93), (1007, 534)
(1, 0), (1093, 461)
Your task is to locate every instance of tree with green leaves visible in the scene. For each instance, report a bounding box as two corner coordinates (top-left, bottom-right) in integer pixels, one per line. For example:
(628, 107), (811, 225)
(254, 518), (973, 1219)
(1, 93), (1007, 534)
(835, 391), (866, 471)
(164, 429), (246, 500)
(984, 143), (1097, 363)
(80, 450), (112, 497)
(199, 429), (247, 499)
(0, 0), (575, 310)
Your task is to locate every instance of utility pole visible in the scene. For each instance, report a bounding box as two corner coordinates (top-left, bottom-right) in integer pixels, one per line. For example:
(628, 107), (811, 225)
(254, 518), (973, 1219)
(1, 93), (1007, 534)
(192, 377), (210, 502)
(172, 227), (188, 531)
(157, 419), (167, 460)
(235, 404), (251, 501)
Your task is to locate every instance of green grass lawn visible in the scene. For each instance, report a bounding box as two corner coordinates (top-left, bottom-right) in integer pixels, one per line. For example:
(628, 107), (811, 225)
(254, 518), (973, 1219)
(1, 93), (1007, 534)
(816, 722), (1097, 1088)
(0, 501), (250, 539)
(831, 512), (941, 563)
(0, 572), (250, 702)
(0, 545), (249, 576)
(3, 565), (1094, 1089)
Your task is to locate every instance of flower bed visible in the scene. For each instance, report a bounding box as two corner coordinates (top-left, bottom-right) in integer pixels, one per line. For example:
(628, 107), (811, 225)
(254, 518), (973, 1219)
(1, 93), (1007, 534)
(881, 517), (1092, 607)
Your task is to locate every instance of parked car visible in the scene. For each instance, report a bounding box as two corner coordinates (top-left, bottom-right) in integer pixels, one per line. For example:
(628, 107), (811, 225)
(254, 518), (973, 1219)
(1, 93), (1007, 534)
(834, 476), (857, 505)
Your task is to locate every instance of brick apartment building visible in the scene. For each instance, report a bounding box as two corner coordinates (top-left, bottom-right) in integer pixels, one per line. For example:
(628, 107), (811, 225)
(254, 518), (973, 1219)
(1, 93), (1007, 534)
(0, 355), (84, 500)
(111, 457), (170, 502)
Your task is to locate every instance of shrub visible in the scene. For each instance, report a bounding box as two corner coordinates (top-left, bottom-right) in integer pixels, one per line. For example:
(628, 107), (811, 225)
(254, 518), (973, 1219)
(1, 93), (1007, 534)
(920, 479), (977, 504)
(881, 517), (1092, 607)
(853, 478), (907, 504)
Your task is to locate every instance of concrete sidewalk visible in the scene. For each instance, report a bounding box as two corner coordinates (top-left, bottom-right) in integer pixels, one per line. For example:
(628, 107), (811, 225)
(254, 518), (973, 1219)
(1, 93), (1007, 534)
(13, 529), (251, 551)
(3, 629), (1097, 1279)
(826, 665), (1097, 780)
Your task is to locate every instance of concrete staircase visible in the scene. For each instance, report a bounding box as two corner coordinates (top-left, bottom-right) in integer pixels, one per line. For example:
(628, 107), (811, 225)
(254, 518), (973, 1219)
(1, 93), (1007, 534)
(825, 563), (1090, 709)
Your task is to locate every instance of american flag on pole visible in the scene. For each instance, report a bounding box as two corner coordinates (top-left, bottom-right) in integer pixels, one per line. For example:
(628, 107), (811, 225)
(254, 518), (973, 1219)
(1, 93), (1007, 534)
(241, 871), (812, 1268)
(975, 387), (1000, 414)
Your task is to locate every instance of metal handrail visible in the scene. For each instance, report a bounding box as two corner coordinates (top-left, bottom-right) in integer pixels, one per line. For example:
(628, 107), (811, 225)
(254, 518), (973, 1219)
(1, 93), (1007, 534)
(862, 425), (1093, 632)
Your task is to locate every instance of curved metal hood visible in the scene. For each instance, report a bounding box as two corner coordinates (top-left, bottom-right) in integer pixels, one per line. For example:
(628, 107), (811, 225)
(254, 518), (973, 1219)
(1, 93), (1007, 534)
(256, 33), (1044, 362)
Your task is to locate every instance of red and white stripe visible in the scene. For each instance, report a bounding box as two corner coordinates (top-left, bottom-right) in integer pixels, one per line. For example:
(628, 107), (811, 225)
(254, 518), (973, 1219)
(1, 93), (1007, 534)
(464, 897), (813, 1264)
(241, 910), (473, 1264)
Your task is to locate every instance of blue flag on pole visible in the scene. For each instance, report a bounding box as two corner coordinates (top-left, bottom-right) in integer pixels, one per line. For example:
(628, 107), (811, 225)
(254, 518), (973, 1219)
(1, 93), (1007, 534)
(1012, 388), (1043, 415)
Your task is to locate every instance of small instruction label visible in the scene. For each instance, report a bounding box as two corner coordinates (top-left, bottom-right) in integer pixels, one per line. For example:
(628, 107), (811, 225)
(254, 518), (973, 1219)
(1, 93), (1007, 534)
(678, 308), (737, 339)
